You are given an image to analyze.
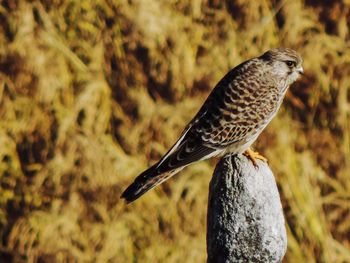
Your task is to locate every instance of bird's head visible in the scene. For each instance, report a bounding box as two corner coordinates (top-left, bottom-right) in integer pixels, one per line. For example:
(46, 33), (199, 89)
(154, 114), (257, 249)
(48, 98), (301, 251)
(260, 48), (303, 85)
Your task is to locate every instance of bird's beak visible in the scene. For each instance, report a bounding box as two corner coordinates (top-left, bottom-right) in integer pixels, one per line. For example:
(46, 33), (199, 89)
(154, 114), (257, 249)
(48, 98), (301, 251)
(297, 66), (304, 75)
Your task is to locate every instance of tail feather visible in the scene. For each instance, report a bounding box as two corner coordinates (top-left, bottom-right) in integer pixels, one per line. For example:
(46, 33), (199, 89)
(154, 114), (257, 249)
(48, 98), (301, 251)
(121, 165), (181, 203)
(121, 133), (219, 203)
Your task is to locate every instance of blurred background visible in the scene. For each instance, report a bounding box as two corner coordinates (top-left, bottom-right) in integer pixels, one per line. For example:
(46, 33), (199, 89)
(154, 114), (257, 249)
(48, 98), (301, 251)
(0, 0), (349, 262)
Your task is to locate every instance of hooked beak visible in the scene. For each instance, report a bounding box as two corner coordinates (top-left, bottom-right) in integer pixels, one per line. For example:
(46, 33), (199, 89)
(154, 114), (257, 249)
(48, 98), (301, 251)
(297, 66), (304, 75)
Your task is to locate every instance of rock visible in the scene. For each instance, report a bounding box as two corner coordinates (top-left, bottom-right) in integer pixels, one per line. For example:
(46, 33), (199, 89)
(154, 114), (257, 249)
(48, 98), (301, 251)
(207, 154), (287, 263)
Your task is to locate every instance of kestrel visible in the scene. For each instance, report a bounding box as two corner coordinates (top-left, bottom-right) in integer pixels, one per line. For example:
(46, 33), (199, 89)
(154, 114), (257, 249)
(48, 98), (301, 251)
(121, 48), (303, 203)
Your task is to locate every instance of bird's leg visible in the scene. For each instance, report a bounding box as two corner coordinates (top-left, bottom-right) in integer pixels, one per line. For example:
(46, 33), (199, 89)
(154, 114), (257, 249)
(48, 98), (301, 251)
(243, 148), (268, 167)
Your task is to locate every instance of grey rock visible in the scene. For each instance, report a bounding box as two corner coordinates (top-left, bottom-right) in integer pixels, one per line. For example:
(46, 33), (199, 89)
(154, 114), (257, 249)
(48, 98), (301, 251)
(207, 154), (287, 263)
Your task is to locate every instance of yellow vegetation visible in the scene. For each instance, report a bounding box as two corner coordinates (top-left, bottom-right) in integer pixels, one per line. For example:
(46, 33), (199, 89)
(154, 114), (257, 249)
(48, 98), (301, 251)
(0, 0), (349, 262)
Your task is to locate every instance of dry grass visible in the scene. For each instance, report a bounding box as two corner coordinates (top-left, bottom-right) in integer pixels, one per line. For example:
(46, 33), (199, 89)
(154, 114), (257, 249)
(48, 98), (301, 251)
(0, 0), (349, 262)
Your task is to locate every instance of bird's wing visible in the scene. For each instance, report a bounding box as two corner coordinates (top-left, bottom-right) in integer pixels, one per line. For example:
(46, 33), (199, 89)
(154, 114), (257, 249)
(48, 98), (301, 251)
(155, 58), (262, 171)
(155, 132), (218, 173)
(191, 59), (276, 148)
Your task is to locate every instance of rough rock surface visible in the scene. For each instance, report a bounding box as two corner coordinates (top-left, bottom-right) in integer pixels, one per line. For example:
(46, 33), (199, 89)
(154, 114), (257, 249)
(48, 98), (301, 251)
(207, 154), (287, 263)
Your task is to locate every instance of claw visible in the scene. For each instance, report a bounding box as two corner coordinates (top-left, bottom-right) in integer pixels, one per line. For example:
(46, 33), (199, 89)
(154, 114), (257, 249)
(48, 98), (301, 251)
(243, 148), (268, 167)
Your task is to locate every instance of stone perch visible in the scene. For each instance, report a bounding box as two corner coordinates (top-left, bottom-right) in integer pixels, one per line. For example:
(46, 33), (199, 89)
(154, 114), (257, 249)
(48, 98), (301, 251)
(207, 154), (287, 263)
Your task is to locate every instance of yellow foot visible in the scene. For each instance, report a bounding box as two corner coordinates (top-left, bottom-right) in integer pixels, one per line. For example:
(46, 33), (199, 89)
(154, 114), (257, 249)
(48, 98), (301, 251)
(243, 148), (268, 167)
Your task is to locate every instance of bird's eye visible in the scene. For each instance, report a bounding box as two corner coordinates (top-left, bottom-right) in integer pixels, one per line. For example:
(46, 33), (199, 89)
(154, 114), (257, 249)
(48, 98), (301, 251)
(286, 60), (296, 67)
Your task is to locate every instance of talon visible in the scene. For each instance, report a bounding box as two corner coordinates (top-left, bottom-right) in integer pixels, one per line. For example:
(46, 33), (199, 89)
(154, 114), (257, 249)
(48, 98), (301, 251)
(243, 148), (268, 167)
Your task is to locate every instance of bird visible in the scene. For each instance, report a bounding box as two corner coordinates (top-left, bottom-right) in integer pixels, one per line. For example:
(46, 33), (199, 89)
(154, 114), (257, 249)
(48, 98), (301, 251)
(121, 48), (303, 203)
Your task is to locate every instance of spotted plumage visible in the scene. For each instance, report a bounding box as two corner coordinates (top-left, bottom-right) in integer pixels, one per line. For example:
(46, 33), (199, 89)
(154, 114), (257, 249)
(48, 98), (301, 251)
(121, 48), (303, 203)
